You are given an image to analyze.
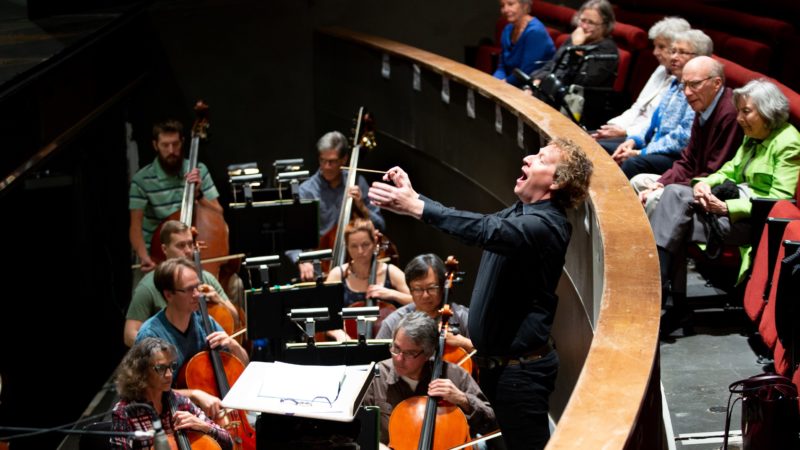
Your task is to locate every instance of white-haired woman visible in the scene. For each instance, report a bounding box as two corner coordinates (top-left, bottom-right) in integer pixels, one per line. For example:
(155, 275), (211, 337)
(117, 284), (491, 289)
(592, 17), (691, 150)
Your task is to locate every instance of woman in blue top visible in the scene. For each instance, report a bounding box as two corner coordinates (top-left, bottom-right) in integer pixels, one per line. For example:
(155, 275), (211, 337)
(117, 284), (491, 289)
(493, 0), (555, 87)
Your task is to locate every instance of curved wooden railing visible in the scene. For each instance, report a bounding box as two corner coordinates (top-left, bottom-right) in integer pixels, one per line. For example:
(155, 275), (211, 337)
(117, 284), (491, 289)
(317, 27), (662, 449)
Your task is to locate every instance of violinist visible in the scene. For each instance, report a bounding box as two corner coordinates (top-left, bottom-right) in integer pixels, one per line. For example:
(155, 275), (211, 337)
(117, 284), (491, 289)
(135, 258), (249, 418)
(124, 220), (239, 347)
(324, 218), (411, 341)
(294, 131), (386, 281)
(129, 119), (223, 272)
(376, 254), (473, 354)
(111, 337), (233, 449)
(369, 138), (593, 450)
(361, 312), (496, 447)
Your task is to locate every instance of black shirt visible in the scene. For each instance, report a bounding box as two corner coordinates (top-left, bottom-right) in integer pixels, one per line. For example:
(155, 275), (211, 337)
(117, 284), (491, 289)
(420, 196), (571, 356)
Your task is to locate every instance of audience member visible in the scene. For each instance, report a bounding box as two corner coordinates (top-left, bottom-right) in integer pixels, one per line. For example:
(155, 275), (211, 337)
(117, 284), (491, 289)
(493, 0), (555, 87)
(611, 30), (713, 179)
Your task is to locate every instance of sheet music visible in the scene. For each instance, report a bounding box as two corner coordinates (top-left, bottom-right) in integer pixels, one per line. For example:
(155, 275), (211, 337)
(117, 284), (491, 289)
(258, 362), (345, 405)
(222, 361), (375, 421)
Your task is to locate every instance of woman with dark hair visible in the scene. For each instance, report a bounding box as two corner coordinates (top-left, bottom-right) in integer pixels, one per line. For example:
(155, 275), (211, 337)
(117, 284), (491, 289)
(492, 0), (555, 87)
(110, 337), (233, 449)
(654, 79), (800, 337)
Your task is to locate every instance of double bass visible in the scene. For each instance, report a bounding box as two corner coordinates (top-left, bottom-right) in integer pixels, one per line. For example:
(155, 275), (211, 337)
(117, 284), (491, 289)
(149, 101), (237, 335)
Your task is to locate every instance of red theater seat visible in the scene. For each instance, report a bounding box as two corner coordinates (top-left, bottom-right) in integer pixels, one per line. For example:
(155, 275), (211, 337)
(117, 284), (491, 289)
(759, 221), (800, 352)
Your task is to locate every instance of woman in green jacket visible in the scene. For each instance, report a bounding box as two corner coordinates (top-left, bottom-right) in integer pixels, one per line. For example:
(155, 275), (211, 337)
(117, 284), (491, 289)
(652, 78), (800, 338)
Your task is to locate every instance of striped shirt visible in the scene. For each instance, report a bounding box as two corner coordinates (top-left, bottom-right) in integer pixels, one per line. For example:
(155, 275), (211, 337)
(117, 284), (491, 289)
(129, 158), (219, 248)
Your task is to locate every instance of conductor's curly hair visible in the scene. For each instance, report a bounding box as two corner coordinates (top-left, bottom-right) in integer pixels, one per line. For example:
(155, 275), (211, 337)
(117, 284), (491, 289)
(550, 137), (593, 209)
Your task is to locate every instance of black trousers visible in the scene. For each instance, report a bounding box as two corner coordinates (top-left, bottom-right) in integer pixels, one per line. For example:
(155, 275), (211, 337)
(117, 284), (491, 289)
(621, 153), (679, 179)
(479, 351), (559, 450)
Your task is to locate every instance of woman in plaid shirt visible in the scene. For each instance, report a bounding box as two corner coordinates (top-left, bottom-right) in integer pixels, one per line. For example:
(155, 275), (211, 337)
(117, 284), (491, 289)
(110, 337), (233, 449)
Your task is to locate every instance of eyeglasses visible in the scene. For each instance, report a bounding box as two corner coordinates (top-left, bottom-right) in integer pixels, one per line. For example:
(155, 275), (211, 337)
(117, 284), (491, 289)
(670, 48), (697, 57)
(152, 361), (179, 376)
(318, 157), (343, 166)
(409, 285), (441, 296)
(578, 17), (602, 27)
(173, 283), (201, 294)
(682, 77), (712, 92)
(389, 345), (425, 359)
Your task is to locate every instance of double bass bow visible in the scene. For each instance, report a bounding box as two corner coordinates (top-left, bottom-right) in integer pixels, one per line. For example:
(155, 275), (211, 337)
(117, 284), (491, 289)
(180, 255), (256, 450)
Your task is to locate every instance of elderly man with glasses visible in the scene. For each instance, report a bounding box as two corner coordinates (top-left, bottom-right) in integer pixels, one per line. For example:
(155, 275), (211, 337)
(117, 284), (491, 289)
(612, 29), (714, 179)
(631, 56), (743, 218)
(375, 253), (473, 354)
(362, 312), (496, 448)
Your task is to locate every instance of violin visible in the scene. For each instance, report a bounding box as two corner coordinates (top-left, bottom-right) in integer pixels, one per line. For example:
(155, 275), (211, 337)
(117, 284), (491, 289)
(148, 101), (238, 336)
(166, 391), (222, 450)
(387, 304), (472, 450)
(344, 236), (397, 339)
(179, 269), (256, 450)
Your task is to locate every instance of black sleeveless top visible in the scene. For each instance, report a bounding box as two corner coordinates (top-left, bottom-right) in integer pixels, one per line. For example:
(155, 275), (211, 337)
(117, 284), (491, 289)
(340, 263), (395, 306)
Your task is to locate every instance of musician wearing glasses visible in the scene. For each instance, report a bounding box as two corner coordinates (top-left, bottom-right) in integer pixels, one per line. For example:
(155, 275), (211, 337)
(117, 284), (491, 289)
(294, 131), (386, 281)
(376, 254), (473, 354)
(111, 337), (233, 449)
(124, 220), (239, 347)
(361, 312), (495, 447)
(135, 258), (249, 418)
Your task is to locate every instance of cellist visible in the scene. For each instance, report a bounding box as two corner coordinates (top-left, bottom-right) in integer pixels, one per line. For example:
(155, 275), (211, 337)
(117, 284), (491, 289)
(111, 337), (233, 449)
(129, 119), (223, 273)
(375, 254), (474, 355)
(124, 220), (239, 347)
(361, 312), (496, 447)
(292, 131), (385, 281)
(135, 258), (249, 419)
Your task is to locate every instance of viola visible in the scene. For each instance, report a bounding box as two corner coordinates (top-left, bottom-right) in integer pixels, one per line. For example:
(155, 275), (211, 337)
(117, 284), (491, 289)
(387, 304), (472, 450)
(344, 238), (397, 339)
(148, 101), (238, 336)
(180, 272), (256, 450)
(167, 391), (222, 450)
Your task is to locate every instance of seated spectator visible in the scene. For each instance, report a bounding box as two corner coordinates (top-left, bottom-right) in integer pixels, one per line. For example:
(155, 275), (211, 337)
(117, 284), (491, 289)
(631, 56), (743, 218)
(493, 0), (555, 87)
(652, 79), (800, 338)
(611, 30), (713, 179)
(529, 0), (618, 94)
(592, 17), (691, 152)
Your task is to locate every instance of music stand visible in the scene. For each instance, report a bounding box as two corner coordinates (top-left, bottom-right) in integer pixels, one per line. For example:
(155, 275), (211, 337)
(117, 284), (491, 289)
(229, 199), (320, 257)
(246, 282), (345, 344)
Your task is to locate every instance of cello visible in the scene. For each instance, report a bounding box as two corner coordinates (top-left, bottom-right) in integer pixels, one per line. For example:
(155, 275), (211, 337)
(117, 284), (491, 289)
(180, 255), (256, 450)
(343, 237), (397, 339)
(166, 391), (222, 450)
(387, 303), (473, 450)
(149, 101), (237, 335)
(439, 257), (474, 377)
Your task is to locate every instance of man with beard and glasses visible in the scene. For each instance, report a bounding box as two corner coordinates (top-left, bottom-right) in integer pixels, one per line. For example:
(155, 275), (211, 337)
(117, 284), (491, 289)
(129, 120), (224, 272)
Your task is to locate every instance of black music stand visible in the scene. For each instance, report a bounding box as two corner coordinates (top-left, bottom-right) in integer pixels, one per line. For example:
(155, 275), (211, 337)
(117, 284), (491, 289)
(246, 282), (345, 359)
(229, 199), (320, 257)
